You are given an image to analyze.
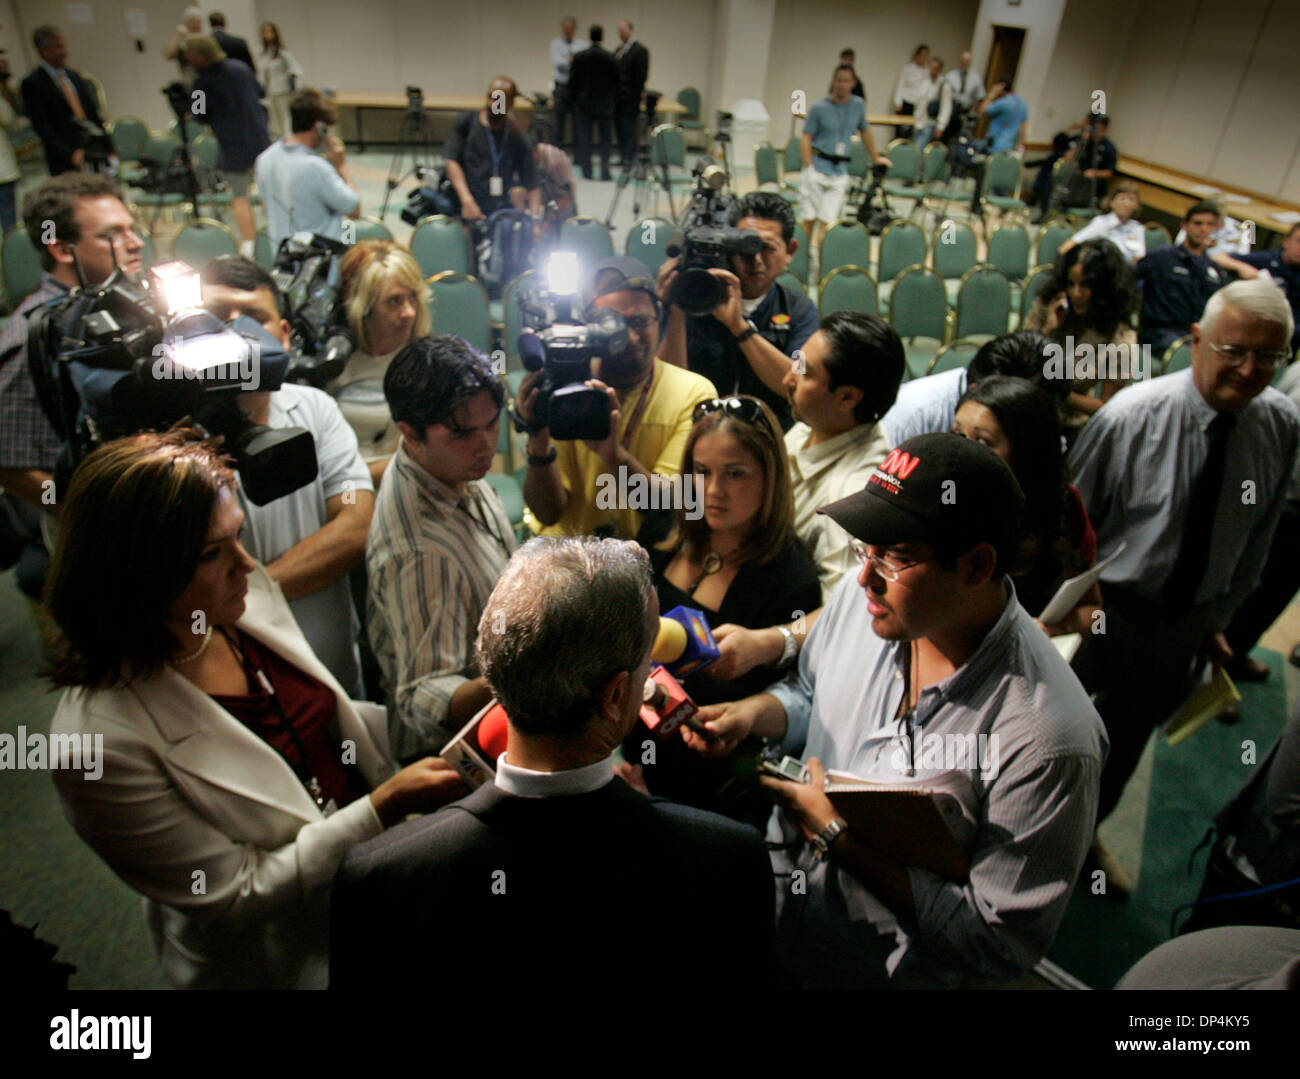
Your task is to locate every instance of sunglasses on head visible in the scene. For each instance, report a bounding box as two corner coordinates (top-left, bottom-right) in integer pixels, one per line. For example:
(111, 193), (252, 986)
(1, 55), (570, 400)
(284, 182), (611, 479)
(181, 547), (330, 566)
(692, 396), (774, 435)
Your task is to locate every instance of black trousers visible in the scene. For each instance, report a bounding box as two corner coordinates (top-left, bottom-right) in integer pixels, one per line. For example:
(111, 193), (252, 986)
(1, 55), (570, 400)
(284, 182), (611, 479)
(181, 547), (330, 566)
(575, 107), (613, 178)
(1072, 584), (1216, 825)
(1225, 501), (1300, 661)
(552, 84), (575, 146)
(895, 101), (916, 140)
(616, 98), (640, 164)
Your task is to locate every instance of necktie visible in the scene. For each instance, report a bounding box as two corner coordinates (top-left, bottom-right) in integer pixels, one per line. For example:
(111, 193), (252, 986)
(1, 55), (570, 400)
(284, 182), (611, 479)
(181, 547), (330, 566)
(961, 71), (967, 95)
(1160, 411), (1237, 617)
(59, 72), (87, 120)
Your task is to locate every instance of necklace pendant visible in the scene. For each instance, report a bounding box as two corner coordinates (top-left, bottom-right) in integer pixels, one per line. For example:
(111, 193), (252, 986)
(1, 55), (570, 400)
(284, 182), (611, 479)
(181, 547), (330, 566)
(701, 551), (724, 575)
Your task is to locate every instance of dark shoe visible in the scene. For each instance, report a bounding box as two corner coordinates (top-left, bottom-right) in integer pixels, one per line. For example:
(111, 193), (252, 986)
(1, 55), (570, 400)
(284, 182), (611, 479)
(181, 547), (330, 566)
(600, 172), (613, 182)
(1224, 655), (1270, 683)
(1216, 703), (1241, 725)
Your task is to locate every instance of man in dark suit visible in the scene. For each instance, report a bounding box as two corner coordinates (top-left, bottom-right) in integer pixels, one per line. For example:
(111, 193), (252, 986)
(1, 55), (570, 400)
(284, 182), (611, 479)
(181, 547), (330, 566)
(614, 19), (650, 165)
(330, 537), (775, 989)
(208, 12), (256, 71)
(21, 25), (106, 176)
(569, 25), (619, 182)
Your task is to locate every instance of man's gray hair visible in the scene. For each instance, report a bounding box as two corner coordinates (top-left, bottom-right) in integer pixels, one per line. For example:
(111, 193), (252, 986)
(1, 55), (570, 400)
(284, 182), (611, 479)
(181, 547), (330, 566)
(476, 537), (655, 737)
(1201, 278), (1295, 346)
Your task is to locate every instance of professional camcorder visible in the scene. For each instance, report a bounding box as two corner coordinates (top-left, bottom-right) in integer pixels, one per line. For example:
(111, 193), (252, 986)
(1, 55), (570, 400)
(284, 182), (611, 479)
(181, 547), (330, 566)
(27, 262), (318, 505)
(512, 252), (629, 441)
(665, 157), (761, 315)
(269, 232), (355, 388)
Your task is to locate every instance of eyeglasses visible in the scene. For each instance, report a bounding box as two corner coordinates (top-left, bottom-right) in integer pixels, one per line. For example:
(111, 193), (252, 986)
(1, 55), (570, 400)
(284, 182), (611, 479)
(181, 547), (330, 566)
(850, 539), (926, 582)
(1206, 340), (1291, 372)
(622, 314), (656, 334)
(692, 396), (775, 435)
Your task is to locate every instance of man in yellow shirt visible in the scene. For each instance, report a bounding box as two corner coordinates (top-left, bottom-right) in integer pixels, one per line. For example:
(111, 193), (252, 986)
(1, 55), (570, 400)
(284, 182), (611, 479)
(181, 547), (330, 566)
(517, 256), (717, 539)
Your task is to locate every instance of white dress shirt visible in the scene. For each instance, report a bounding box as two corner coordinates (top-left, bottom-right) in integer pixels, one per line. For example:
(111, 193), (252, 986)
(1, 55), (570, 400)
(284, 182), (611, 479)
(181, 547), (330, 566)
(495, 752), (616, 797)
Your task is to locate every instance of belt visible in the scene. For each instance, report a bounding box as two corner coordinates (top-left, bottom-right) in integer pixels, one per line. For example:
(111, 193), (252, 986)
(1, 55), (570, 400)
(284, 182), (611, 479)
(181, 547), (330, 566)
(813, 148), (850, 165)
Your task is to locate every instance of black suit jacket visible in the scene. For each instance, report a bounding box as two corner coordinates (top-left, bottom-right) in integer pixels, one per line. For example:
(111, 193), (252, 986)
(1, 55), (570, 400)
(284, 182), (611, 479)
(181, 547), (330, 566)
(212, 29), (256, 72)
(570, 44), (620, 114)
(21, 66), (104, 175)
(330, 777), (775, 988)
(616, 40), (650, 104)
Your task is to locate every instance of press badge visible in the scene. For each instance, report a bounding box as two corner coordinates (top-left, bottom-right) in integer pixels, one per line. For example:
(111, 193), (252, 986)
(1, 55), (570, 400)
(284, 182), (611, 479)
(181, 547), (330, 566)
(489, 175), (504, 197)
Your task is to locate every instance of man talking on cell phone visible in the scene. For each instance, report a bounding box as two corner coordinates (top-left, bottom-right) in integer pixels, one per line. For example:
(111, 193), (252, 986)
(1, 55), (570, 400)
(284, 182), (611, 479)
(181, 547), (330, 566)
(254, 88), (361, 252)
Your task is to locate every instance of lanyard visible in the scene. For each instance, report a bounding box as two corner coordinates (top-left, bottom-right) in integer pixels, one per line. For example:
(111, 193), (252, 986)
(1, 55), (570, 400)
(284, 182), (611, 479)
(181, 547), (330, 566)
(219, 627), (337, 816)
(487, 124), (506, 178)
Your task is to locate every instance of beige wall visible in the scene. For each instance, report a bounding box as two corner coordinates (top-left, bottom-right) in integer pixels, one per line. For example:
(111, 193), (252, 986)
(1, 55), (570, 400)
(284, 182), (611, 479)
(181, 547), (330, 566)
(1046, 0), (1300, 203)
(763, 0), (980, 149)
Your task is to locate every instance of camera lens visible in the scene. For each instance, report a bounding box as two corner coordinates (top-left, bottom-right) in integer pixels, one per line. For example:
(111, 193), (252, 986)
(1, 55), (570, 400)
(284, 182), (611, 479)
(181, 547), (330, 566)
(674, 267), (724, 316)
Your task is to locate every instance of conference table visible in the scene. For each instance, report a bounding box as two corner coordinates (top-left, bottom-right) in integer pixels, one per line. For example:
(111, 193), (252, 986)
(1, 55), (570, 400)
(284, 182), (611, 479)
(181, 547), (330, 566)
(335, 92), (686, 150)
(1118, 156), (1300, 240)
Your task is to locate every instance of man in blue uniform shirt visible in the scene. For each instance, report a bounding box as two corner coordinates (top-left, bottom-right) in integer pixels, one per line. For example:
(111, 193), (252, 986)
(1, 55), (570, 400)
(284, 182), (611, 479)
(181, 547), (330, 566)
(657, 192), (820, 430)
(1135, 201), (1226, 358)
(1234, 223), (1300, 353)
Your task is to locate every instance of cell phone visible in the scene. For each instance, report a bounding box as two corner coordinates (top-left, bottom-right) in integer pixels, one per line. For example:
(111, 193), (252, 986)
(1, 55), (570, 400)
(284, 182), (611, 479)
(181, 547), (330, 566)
(757, 755), (808, 783)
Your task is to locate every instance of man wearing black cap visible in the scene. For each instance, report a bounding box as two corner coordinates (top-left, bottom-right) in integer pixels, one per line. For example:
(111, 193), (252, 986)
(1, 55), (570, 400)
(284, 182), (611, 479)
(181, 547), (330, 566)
(516, 256), (717, 540)
(685, 433), (1107, 988)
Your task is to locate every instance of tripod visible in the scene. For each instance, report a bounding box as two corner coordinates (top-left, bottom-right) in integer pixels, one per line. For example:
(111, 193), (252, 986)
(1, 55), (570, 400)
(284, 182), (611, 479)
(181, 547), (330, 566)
(380, 93), (439, 218)
(604, 108), (675, 226)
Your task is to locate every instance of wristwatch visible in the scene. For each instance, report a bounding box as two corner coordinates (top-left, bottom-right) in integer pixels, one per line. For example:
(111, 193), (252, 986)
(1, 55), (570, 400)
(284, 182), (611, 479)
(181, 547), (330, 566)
(734, 319), (759, 343)
(526, 447), (557, 467)
(774, 625), (799, 668)
(810, 817), (848, 862)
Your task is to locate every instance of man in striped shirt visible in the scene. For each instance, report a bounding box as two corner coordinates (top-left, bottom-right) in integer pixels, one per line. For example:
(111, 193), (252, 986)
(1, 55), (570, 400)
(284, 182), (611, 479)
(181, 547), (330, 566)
(368, 336), (517, 762)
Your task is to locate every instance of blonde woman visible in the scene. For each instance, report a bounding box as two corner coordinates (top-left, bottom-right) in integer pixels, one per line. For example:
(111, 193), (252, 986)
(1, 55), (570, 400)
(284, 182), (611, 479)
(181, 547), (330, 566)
(331, 239), (432, 484)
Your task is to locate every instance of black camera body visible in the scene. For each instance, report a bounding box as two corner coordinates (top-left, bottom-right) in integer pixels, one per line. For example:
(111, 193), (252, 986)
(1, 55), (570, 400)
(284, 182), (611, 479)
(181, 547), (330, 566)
(271, 232), (356, 389)
(664, 157), (762, 315)
(515, 281), (630, 441)
(401, 164), (460, 225)
(27, 266), (318, 506)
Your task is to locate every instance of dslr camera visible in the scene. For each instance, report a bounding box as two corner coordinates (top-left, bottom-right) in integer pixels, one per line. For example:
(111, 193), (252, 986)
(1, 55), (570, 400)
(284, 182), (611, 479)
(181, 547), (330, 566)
(512, 252), (629, 441)
(665, 157), (761, 316)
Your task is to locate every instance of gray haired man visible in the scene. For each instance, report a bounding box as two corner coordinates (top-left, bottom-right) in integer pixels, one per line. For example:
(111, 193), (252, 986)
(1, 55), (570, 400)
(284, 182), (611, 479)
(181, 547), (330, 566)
(331, 537), (774, 989)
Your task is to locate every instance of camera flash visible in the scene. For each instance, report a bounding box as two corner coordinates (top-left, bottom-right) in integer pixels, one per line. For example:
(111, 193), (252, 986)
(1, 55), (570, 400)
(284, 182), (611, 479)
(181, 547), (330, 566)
(546, 251), (580, 297)
(149, 262), (203, 314)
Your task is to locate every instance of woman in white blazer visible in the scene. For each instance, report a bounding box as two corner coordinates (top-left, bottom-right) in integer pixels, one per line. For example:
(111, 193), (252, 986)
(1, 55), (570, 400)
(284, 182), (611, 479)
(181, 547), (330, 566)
(46, 430), (464, 989)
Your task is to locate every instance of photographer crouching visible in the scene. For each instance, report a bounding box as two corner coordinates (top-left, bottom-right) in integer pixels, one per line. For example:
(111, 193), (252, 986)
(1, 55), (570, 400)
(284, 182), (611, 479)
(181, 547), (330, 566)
(658, 191), (818, 431)
(515, 255), (717, 540)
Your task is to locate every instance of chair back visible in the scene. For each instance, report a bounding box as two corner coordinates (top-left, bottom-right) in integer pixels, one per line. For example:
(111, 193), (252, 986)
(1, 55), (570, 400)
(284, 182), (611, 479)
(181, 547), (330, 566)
(110, 117), (149, 162)
(985, 152), (1023, 198)
(787, 221), (811, 284)
(885, 139), (918, 182)
(1021, 263), (1054, 321)
(676, 86), (702, 122)
(650, 125), (686, 171)
(410, 215), (472, 278)
(928, 338), (982, 376)
(171, 218), (239, 269)
(353, 217), (394, 244)
(889, 265), (948, 341)
(878, 220), (926, 284)
(2, 226), (42, 311)
(930, 220), (977, 280)
(1162, 335), (1194, 375)
(987, 224), (1030, 282)
(428, 271), (492, 352)
(820, 220), (872, 277)
(954, 265), (1012, 339)
(1035, 220), (1074, 266)
(818, 265), (877, 317)
(558, 215), (615, 269)
(755, 143), (780, 187)
(626, 217), (672, 274)
(1145, 223), (1172, 253)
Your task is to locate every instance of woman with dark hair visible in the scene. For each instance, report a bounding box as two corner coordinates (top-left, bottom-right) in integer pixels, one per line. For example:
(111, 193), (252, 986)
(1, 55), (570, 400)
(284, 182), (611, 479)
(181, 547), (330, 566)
(623, 396), (820, 815)
(1027, 238), (1140, 433)
(45, 430), (464, 989)
(259, 22), (303, 138)
(951, 375), (1100, 632)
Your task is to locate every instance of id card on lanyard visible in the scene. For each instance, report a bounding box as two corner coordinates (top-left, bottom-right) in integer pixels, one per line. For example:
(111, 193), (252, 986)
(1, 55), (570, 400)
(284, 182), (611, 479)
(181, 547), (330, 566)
(488, 126), (506, 197)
